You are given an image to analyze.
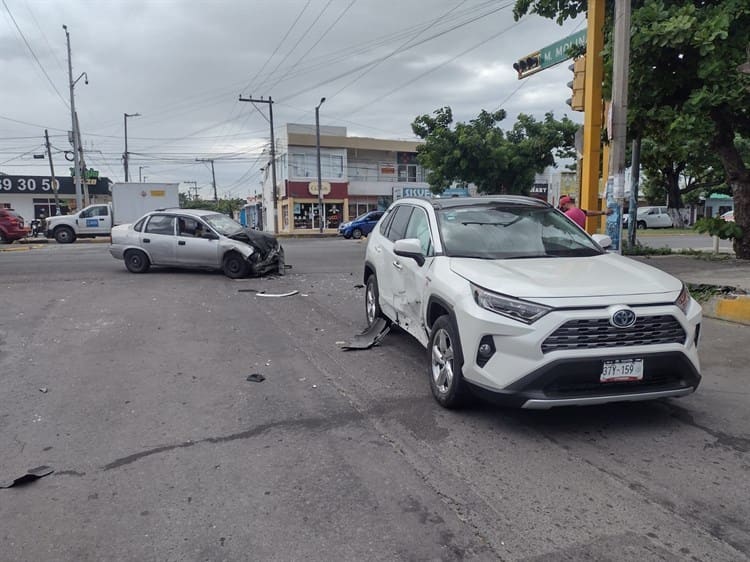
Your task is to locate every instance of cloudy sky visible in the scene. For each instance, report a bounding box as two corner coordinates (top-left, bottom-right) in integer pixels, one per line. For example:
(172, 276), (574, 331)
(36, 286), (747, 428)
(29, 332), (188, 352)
(1, 0), (584, 199)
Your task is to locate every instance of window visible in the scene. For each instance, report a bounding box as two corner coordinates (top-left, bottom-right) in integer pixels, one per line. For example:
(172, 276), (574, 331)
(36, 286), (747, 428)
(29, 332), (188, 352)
(145, 215), (175, 235)
(404, 208), (432, 255)
(398, 164), (422, 182)
(80, 205), (108, 218)
(177, 217), (203, 237)
(133, 217), (147, 232)
(322, 154), (344, 178)
(386, 205), (413, 242)
(291, 153), (311, 177)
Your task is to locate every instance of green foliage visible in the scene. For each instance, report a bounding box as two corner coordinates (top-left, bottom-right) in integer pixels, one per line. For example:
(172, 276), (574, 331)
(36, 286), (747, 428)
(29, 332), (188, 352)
(411, 107), (577, 195)
(180, 198), (246, 217)
(694, 216), (743, 241)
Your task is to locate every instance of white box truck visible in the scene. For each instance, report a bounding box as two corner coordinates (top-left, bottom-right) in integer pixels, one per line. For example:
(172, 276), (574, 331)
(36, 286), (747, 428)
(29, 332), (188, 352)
(45, 182), (180, 244)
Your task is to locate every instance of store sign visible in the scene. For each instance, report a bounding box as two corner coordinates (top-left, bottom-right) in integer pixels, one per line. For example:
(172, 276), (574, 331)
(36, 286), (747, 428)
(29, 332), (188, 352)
(393, 186), (432, 200)
(0, 176), (61, 193)
(308, 181), (331, 195)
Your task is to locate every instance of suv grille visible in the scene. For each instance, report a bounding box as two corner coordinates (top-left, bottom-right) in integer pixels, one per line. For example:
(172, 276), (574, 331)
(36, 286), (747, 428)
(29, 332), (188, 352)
(542, 314), (686, 353)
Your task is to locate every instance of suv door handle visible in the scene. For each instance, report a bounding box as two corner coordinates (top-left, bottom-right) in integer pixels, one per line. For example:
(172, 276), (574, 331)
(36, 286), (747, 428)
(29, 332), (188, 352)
(143, 238), (150, 243)
(178, 240), (186, 246)
(392, 261), (403, 270)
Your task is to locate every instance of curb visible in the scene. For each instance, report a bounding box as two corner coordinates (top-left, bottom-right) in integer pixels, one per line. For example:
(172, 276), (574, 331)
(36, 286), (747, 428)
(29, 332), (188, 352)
(702, 294), (750, 326)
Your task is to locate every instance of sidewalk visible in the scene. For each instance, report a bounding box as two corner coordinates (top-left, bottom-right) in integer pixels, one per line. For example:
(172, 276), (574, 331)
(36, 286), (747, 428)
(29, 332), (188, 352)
(633, 255), (750, 325)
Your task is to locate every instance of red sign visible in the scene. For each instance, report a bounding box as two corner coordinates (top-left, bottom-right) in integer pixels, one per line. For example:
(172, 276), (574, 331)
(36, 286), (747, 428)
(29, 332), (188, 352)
(286, 180), (348, 198)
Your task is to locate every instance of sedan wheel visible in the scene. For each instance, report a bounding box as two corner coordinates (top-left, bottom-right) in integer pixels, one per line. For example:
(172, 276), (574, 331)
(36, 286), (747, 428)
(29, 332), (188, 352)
(124, 250), (150, 273)
(428, 316), (469, 408)
(222, 252), (250, 279)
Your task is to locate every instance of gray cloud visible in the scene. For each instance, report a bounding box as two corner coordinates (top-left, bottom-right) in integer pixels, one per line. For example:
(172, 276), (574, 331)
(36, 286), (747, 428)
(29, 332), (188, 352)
(1, 0), (584, 198)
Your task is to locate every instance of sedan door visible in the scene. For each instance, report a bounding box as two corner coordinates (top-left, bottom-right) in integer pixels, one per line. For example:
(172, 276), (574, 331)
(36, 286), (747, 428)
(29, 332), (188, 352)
(141, 215), (177, 265)
(175, 217), (220, 267)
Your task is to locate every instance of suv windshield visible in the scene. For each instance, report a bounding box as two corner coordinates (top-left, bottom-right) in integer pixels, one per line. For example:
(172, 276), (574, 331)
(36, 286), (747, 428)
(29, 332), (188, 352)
(202, 214), (244, 236)
(437, 204), (603, 259)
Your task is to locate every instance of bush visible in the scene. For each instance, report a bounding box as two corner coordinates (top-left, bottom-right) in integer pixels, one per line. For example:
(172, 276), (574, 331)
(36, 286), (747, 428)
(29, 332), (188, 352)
(694, 217), (743, 241)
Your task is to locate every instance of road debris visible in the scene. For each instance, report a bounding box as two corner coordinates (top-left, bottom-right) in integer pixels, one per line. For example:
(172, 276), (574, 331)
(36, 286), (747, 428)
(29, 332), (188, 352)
(246, 374), (266, 383)
(338, 318), (390, 351)
(0, 465), (54, 489)
(353, 284), (364, 289)
(39, 387), (48, 393)
(255, 290), (299, 298)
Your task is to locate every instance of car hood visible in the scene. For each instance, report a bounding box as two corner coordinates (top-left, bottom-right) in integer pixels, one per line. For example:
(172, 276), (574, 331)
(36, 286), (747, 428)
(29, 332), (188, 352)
(449, 253), (682, 299)
(228, 228), (279, 257)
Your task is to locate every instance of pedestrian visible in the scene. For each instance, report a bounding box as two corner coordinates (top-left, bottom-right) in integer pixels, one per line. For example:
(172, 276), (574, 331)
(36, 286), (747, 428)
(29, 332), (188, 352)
(558, 195), (587, 229)
(559, 196), (613, 229)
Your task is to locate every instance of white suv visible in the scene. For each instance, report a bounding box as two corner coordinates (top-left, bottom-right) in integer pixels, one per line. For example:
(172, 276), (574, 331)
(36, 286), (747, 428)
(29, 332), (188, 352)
(363, 196), (701, 409)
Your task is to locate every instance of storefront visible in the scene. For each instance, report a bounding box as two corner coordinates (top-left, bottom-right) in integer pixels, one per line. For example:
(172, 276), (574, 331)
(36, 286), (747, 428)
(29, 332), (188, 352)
(0, 174), (111, 221)
(281, 180), (348, 234)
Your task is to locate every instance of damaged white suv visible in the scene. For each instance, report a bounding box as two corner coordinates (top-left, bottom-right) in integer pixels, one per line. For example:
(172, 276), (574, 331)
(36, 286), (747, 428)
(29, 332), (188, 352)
(363, 196), (702, 409)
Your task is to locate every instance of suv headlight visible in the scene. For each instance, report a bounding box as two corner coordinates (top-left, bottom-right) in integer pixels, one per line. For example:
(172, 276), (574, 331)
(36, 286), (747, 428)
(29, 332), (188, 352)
(675, 283), (691, 315)
(471, 284), (551, 324)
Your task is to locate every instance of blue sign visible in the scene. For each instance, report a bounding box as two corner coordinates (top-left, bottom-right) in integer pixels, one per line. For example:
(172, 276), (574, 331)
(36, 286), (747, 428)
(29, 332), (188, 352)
(402, 187), (432, 198)
(86, 219), (99, 227)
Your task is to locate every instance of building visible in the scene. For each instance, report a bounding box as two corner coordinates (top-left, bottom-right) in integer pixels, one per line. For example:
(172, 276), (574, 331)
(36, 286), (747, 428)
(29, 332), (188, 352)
(260, 124), (429, 234)
(0, 173), (112, 220)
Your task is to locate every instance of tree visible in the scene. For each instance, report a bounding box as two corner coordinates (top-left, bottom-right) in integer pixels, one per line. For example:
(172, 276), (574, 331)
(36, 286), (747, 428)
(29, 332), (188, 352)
(411, 107), (577, 195)
(181, 197), (246, 217)
(513, 0), (750, 258)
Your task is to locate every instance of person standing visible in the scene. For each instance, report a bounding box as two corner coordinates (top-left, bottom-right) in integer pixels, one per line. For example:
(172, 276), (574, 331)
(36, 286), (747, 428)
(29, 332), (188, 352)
(558, 196), (587, 229)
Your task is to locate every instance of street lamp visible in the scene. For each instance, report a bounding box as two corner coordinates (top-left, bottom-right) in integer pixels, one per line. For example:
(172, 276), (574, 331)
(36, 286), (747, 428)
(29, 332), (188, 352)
(123, 112), (141, 181)
(139, 166), (149, 182)
(315, 97), (326, 233)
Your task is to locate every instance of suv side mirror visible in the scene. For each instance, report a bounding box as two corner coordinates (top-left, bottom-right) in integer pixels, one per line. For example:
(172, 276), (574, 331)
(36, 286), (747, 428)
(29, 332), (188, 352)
(394, 238), (425, 266)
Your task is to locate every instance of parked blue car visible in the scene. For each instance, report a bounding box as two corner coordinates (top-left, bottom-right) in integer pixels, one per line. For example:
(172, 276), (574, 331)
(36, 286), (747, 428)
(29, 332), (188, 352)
(338, 211), (384, 239)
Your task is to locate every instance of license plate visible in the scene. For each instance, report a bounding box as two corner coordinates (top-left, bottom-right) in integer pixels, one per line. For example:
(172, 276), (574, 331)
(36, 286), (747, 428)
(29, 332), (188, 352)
(600, 359), (644, 382)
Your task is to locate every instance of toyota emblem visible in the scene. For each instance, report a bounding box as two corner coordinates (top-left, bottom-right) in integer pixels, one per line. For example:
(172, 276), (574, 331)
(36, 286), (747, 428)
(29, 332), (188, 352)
(610, 307), (637, 328)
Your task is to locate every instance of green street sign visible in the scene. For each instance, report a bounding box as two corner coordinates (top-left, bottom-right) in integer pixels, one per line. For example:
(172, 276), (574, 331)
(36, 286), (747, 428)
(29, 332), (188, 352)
(540, 29), (587, 69)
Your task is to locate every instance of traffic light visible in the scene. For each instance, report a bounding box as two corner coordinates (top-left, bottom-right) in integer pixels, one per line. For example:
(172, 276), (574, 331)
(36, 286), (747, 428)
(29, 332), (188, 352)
(512, 52), (542, 79)
(566, 55), (586, 112)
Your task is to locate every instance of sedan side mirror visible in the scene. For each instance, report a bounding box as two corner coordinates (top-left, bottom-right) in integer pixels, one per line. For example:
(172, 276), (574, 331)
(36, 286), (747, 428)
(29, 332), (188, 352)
(394, 238), (425, 266)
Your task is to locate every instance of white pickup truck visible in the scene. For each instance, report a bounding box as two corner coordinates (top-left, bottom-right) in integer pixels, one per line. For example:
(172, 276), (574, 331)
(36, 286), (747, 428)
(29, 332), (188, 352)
(45, 182), (179, 243)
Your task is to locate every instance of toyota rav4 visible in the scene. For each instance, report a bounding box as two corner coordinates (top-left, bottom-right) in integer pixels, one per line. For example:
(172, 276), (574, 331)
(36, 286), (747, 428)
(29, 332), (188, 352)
(363, 196), (701, 409)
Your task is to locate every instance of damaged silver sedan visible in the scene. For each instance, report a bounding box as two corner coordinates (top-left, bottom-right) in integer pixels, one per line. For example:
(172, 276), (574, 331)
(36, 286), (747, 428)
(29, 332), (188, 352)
(109, 208), (284, 278)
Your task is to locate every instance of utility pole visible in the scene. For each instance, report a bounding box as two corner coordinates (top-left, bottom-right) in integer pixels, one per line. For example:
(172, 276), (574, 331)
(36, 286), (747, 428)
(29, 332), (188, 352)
(184, 180), (199, 200)
(196, 159), (218, 201)
(124, 112), (140, 182)
(315, 97), (326, 233)
(238, 95), (278, 233)
(63, 24), (86, 211)
(628, 138), (641, 248)
(44, 129), (61, 215)
(608, 0), (632, 253)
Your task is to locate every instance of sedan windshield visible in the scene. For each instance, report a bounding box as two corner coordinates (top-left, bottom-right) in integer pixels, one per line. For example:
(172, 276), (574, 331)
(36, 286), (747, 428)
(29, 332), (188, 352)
(202, 214), (244, 236)
(437, 204), (603, 259)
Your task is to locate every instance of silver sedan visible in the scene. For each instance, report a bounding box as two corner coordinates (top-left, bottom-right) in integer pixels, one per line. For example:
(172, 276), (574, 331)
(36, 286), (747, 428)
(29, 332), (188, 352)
(109, 208), (284, 278)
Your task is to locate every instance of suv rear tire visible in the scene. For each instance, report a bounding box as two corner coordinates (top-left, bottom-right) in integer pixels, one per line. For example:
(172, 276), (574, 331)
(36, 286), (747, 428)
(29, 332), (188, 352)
(352, 228), (363, 239)
(428, 315), (469, 409)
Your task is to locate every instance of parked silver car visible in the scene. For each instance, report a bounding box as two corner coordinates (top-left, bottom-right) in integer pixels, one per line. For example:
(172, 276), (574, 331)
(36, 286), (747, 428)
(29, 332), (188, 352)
(109, 209), (284, 278)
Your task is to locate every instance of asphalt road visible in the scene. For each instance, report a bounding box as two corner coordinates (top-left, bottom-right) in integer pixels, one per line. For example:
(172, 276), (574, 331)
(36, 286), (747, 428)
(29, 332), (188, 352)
(1, 240), (748, 561)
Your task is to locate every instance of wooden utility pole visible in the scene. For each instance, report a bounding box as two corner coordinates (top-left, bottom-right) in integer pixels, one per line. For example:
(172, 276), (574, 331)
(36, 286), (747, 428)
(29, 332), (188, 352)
(238, 95), (278, 234)
(581, 0), (605, 234)
(196, 159), (218, 201)
(44, 129), (61, 215)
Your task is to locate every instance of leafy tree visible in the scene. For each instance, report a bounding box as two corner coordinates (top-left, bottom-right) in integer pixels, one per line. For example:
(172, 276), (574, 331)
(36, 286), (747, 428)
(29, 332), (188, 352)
(181, 197), (245, 217)
(513, 0), (750, 258)
(411, 107), (577, 195)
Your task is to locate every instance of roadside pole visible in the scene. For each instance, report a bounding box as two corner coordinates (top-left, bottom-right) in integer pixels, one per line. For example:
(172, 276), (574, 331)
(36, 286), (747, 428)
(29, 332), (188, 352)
(44, 129), (61, 215)
(608, 0), (632, 252)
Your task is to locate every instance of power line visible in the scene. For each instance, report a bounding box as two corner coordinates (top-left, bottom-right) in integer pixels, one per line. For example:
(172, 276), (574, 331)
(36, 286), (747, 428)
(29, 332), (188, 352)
(2, 0), (69, 109)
